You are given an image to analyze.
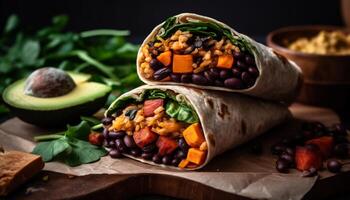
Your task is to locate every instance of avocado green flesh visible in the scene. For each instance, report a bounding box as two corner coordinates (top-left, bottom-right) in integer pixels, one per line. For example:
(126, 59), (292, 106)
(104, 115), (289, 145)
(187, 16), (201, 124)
(3, 73), (111, 111)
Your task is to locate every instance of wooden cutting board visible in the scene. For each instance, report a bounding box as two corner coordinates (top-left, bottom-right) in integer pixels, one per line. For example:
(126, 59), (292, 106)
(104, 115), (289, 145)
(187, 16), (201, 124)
(2, 103), (350, 200)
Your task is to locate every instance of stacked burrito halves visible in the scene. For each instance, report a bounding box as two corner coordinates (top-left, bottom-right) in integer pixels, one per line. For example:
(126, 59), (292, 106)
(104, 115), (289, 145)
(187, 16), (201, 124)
(102, 13), (302, 170)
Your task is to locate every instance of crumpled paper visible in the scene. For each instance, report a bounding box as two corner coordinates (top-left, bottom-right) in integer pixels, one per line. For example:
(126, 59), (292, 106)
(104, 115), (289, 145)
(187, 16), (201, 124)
(0, 104), (347, 200)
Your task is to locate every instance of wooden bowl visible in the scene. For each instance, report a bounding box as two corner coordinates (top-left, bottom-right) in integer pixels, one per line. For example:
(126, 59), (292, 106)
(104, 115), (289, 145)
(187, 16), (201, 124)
(267, 26), (350, 109)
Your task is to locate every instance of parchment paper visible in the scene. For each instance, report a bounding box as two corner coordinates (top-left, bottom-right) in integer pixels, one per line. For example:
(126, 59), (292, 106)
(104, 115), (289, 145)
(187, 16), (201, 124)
(1, 104), (349, 200)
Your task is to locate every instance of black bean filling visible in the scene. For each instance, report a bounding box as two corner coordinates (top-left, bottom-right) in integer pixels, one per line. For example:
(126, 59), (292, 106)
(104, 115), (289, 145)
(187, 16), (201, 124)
(147, 35), (259, 90)
(102, 116), (189, 167)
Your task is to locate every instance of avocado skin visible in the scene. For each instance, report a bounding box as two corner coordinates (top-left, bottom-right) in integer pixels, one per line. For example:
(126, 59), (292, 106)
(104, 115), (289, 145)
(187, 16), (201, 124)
(5, 94), (108, 128)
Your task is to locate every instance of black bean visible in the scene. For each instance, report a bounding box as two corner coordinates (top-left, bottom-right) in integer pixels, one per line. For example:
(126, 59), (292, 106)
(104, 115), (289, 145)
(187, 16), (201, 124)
(219, 69), (232, 80)
(333, 143), (349, 158)
(192, 74), (208, 85)
(103, 140), (109, 147)
(327, 159), (342, 173)
(162, 155), (172, 165)
(154, 68), (171, 81)
(214, 80), (224, 86)
(102, 117), (114, 126)
(152, 154), (162, 164)
(125, 109), (137, 120)
(142, 144), (157, 153)
(305, 143), (320, 152)
(271, 144), (286, 155)
(233, 51), (244, 60)
(204, 71), (215, 82)
(302, 167), (318, 177)
(109, 149), (123, 158)
(194, 37), (203, 48)
(232, 68), (241, 78)
(150, 58), (164, 70)
(241, 72), (254, 85)
(332, 124), (347, 136)
(103, 128), (109, 139)
(170, 74), (181, 82)
(284, 147), (295, 156)
(276, 159), (289, 173)
(224, 78), (243, 89)
(141, 152), (153, 160)
(130, 148), (141, 157)
(236, 60), (247, 70)
(108, 140), (115, 148)
(248, 67), (259, 77)
(109, 131), (126, 139)
(178, 138), (189, 151)
(115, 139), (128, 153)
(171, 157), (181, 166)
(124, 135), (137, 148)
(174, 149), (187, 159)
(181, 74), (192, 83)
(245, 55), (255, 65)
(280, 153), (294, 165)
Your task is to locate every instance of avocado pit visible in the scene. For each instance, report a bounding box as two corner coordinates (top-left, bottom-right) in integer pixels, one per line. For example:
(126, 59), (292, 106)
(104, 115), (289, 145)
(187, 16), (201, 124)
(24, 67), (76, 98)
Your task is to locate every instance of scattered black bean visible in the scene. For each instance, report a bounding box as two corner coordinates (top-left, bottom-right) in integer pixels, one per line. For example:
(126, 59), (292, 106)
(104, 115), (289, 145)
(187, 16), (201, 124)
(333, 143), (349, 158)
(141, 152), (153, 160)
(109, 149), (123, 158)
(115, 139), (128, 153)
(194, 37), (203, 48)
(142, 144), (157, 153)
(154, 68), (171, 81)
(103, 140), (109, 147)
(181, 74), (192, 83)
(170, 74), (181, 82)
(109, 131), (126, 139)
(162, 155), (172, 165)
(192, 74), (208, 85)
(224, 78), (243, 89)
(271, 144), (287, 155)
(280, 153), (294, 166)
(327, 159), (342, 173)
(108, 140), (115, 148)
(124, 135), (137, 148)
(130, 148), (141, 157)
(204, 71), (215, 82)
(150, 58), (164, 71)
(241, 72), (254, 85)
(284, 147), (295, 156)
(102, 117), (114, 126)
(276, 159), (289, 173)
(333, 124), (347, 136)
(302, 167), (318, 177)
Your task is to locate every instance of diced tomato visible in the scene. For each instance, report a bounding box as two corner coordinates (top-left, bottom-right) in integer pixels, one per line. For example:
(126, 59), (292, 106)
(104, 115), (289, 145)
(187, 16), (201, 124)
(156, 136), (178, 156)
(143, 99), (164, 117)
(306, 136), (334, 158)
(88, 132), (104, 146)
(295, 146), (323, 171)
(133, 127), (158, 148)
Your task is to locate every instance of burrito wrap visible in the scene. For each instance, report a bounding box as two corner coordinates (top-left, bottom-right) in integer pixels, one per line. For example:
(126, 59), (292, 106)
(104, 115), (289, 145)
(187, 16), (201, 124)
(105, 85), (291, 170)
(137, 13), (303, 103)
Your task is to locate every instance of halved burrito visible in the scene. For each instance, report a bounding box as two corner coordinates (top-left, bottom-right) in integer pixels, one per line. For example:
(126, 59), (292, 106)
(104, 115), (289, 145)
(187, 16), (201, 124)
(102, 85), (290, 170)
(137, 13), (302, 103)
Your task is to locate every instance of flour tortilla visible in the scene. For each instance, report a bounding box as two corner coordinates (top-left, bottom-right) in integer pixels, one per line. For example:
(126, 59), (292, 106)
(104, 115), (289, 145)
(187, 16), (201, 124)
(137, 13), (303, 104)
(105, 85), (291, 170)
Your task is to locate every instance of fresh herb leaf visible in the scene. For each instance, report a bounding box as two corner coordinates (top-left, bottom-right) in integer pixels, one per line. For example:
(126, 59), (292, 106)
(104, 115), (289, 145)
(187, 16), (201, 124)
(32, 137), (70, 162)
(65, 121), (91, 140)
(20, 40), (40, 65)
(4, 14), (19, 34)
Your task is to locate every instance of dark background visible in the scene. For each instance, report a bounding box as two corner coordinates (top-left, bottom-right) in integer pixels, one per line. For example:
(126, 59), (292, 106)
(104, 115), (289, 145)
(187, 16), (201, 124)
(0, 0), (345, 42)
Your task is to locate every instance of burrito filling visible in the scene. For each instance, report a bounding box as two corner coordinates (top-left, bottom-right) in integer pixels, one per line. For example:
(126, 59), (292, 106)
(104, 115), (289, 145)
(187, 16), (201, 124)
(139, 16), (259, 89)
(103, 89), (207, 169)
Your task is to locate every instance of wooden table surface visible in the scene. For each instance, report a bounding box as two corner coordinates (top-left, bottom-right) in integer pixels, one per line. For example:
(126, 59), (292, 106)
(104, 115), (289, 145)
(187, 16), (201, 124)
(2, 103), (350, 200)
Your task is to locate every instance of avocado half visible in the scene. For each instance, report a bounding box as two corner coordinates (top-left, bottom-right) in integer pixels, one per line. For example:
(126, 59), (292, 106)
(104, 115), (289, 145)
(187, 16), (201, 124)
(2, 73), (112, 127)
